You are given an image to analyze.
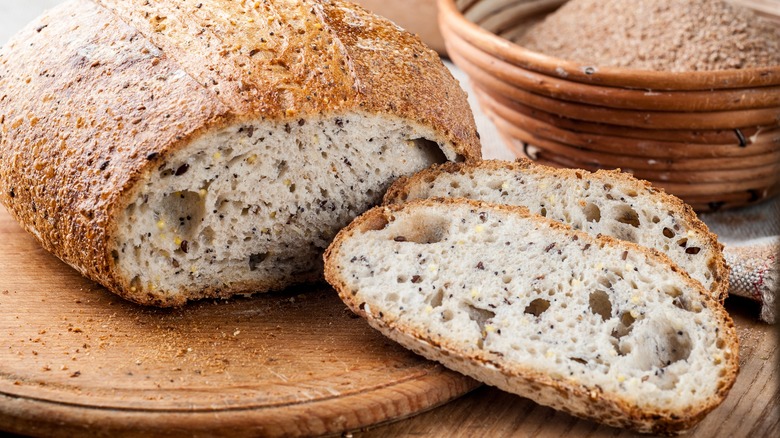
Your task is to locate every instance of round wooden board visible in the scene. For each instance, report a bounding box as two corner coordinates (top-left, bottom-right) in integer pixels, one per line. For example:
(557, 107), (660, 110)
(0, 207), (479, 437)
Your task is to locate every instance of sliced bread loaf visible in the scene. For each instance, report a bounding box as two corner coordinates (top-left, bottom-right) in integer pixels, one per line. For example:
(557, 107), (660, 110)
(0, 0), (480, 306)
(384, 160), (728, 302)
(324, 199), (738, 435)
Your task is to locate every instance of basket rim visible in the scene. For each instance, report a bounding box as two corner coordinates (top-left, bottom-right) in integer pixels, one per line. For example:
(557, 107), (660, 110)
(455, 51), (780, 130)
(444, 27), (780, 111)
(439, 0), (780, 91)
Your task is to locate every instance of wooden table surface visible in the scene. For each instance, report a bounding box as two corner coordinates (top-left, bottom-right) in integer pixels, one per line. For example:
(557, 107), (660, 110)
(1, 2), (778, 437)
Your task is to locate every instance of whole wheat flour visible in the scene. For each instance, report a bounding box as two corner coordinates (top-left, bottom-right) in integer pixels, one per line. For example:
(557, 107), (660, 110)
(516, 0), (780, 72)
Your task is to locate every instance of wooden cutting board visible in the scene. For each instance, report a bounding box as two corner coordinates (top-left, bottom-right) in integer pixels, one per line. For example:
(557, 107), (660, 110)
(0, 207), (479, 437)
(2, 202), (778, 438)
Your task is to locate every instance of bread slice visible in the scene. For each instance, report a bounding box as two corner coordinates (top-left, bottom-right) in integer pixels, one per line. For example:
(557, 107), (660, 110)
(384, 159), (728, 302)
(0, 0), (480, 306)
(324, 199), (738, 435)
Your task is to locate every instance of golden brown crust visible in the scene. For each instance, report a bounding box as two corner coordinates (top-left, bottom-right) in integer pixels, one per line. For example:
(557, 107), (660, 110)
(383, 159), (730, 302)
(0, 0), (480, 306)
(323, 198), (739, 435)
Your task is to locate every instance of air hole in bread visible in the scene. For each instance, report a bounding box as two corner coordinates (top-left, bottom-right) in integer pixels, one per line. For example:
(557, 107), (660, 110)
(677, 238), (688, 248)
(200, 226), (215, 243)
(570, 357), (588, 365)
(625, 318), (693, 372)
(589, 290), (612, 321)
(622, 312), (635, 326)
(159, 190), (204, 239)
(249, 252), (269, 271)
(539, 207), (547, 217)
(663, 227), (675, 238)
(524, 298), (550, 317)
(672, 296), (692, 312)
(429, 288), (444, 308)
(388, 212), (450, 244)
(663, 328), (693, 366)
(612, 312), (636, 355)
(502, 275), (512, 284)
(397, 275), (408, 283)
(450, 180), (460, 189)
(487, 179), (503, 190)
(465, 303), (495, 331)
(387, 292), (399, 302)
(582, 202), (601, 223)
(441, 309), (454, 322)
(409, 137), (448, 167)
(664, 285), (683, 299)
(614, 205), (640, 228)
(276, 160), (288, 179)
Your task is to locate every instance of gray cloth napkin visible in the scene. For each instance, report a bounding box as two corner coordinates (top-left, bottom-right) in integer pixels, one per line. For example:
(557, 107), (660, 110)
(700, 197), (779, 323)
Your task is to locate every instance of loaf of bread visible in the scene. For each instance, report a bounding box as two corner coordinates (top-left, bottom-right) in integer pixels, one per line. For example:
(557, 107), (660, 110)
(384, 160), (728, 301)
(0, 0), (480, 306)
(324, 199), (739, 434)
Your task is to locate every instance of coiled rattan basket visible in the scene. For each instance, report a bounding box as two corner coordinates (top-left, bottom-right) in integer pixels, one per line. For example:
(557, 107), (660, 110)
(440, 0), (780, 211)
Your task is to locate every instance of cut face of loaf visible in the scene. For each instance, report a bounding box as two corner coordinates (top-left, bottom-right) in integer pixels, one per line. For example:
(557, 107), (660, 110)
(0, 0), (481, 306)
(384, 160), (728, 301)
(117, 115), (451, 301)
(324, 199), (738, 435)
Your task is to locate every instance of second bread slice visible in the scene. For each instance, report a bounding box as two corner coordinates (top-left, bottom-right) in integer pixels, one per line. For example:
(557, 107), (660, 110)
(324, 199), (738, 435)
(384, 159), (728, 301)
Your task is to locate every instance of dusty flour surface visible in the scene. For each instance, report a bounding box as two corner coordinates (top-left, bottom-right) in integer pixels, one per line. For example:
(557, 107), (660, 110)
(515, 0), (780, 72)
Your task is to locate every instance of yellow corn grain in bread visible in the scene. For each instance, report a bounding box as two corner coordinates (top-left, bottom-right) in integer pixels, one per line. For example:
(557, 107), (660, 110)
(324, 199), (738, 435)
(0, 0), (480, 306)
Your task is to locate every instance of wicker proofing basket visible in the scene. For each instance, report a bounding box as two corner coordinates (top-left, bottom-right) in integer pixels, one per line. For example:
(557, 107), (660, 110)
(440, 0), (780, 211)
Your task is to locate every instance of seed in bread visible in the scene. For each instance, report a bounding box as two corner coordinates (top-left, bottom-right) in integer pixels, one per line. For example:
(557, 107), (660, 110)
(384, 159), (728, 301)
(324, 199), (739, 435)
(0, 0), (481, 306)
